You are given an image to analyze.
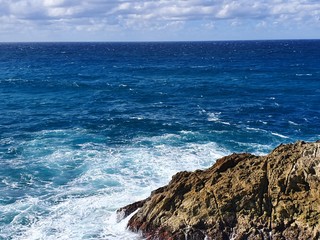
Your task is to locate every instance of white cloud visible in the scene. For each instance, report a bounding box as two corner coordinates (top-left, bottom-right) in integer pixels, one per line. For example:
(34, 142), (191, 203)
(43, 0), (65, 7)
(0, 0), (319, 41)
(2, 0), (319, 24)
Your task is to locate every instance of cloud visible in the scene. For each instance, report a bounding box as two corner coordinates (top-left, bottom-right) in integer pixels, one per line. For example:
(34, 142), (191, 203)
(0, 0), (319, 40)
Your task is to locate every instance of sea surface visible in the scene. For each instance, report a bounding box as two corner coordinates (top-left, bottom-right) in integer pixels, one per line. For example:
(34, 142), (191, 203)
(0, 40), (319, 239)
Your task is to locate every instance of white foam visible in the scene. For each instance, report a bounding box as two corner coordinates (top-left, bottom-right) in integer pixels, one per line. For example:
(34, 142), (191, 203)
(271, 132), (289, 139)
(129, 116), (144, 120)
(288, 121), (299, 126)
(103, 210), (141, 240)
(258, 120), (268, 125)
(246, 127), (268, 133)
(2, 130), (228, 240)
(207, 112), (221, 122)
(206, 112), (231, 126)
(296, 73), (312, 76)
(246, 127), (262, 131)
(14, 195), (136, 240)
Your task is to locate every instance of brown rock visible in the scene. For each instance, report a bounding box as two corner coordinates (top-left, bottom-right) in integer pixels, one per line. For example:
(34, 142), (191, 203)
(119, 141), (320, 239)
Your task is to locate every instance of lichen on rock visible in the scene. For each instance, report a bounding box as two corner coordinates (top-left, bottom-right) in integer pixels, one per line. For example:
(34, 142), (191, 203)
(118, 141), (320, 240)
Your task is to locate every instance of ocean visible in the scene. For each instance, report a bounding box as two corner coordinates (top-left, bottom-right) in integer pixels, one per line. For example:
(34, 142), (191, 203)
(0, 40), (319, 239)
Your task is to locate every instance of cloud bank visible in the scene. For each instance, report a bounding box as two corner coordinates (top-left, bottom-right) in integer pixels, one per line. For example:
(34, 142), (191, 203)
(0, 0), (319, 41)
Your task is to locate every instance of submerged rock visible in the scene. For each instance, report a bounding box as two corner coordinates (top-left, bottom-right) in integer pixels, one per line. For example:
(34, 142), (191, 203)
(118, 141), (320, 239)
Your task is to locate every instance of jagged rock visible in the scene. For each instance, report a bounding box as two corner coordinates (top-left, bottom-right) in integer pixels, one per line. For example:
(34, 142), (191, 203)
(118, 141), (320, 239)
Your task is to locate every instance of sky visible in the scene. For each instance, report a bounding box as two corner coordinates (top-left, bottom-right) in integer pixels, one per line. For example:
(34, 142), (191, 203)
(0, 0), (319, 42)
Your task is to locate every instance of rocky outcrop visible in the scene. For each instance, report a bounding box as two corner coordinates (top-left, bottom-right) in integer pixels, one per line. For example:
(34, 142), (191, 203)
(118, 141), (320, 239)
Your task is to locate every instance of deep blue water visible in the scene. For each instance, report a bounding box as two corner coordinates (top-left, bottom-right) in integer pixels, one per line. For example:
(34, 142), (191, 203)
(0, 40), (319, 239)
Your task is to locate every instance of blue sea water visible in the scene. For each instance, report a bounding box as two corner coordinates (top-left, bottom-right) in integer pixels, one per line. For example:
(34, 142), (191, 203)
(0, 40), (319, 239)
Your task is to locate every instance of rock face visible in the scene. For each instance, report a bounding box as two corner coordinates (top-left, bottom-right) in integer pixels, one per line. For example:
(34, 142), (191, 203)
(118, 141), (320, 239)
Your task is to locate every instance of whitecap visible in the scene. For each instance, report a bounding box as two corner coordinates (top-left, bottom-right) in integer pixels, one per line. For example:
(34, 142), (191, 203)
(207, 112), (221, 122)
(271, 132), (289, 139)
(296, 73), (312, 76)
(258, 120), (268, 125)
(129, 116), (144, 120)
(207, 112), (231, 125)
(246, 127), (263, 132)
(288, 121), (299, 126)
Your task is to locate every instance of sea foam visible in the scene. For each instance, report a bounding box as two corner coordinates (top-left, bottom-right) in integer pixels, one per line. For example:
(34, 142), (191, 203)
(1, 129), (227, 240)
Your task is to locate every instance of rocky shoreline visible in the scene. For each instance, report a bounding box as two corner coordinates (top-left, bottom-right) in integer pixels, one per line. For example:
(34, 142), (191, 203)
(118, 141), (320, 240)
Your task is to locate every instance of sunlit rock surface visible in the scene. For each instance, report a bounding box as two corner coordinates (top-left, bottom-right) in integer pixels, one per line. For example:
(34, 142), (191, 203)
(119, 141), (320, 240)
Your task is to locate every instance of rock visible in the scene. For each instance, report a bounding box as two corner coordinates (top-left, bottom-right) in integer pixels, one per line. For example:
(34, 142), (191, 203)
(116, 199), (148, 222)
(119, 141), (320, 239)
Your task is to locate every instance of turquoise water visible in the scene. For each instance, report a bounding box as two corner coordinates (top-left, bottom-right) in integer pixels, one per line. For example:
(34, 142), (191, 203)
(0, 41), (319, 239)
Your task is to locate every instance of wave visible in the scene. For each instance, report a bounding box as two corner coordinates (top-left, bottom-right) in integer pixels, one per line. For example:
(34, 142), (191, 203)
(271, 132), (289, 139)
(0, 129), (228, 240)
(207, 112), (221, 122)
(295, 73), (313, 76)
(288, 121), (299, 126)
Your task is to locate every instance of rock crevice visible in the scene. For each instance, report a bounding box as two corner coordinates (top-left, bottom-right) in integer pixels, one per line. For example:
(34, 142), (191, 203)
(119, 141), (320, 239)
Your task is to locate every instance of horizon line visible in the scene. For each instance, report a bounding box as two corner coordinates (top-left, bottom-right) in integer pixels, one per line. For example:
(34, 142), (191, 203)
(0, 38), (320, 44)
